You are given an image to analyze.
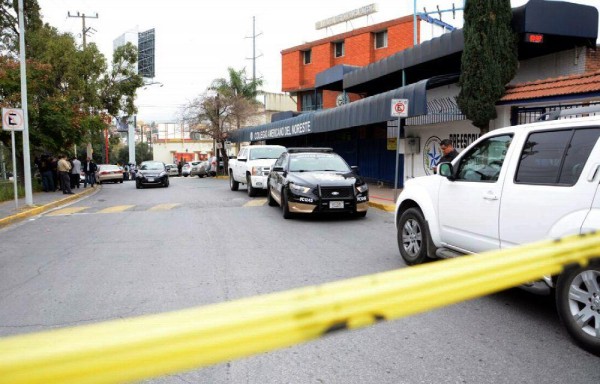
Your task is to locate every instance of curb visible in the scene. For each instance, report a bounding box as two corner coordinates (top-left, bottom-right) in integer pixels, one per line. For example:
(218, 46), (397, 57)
(368, 200), (396, 212)
(0, 186), (100, 230)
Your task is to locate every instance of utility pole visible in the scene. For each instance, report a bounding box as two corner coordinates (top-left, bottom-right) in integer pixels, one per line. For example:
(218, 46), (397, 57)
(245, 16), (263, 82)
(67, 11), (98, 49)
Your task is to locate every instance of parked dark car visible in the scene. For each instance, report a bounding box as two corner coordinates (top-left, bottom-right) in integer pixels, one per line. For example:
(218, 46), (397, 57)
(136, 161), (169, 189)
(267, 148), (369, 219)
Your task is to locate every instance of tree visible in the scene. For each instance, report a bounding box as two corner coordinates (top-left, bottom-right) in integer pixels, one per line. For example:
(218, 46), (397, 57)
(456, 0), (518, 133)
(1, 1), (144, 180)
(185, 68), (263, 173)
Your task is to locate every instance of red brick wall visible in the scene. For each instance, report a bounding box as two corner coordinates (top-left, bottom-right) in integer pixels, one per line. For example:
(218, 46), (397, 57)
(282, 51), (301, 92)
(374, 22), (415, 61)
(281, 15), (416, 98)
(586, 47), (600, 72)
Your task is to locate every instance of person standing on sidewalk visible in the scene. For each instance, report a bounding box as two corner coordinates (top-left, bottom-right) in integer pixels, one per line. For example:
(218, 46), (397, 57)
(37, 154), (54, 192)
(57, 155), (74, 195)
(82, 157), (97, 188)
(70, 156), (81, 189)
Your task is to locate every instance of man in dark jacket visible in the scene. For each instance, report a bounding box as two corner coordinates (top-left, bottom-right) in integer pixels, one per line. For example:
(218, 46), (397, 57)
(82, 157), (97, 187)
(433, 139), (459, 173)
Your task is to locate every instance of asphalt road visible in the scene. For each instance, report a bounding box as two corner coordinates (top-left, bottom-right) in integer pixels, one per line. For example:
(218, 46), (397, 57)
(0, 176), (598, 383)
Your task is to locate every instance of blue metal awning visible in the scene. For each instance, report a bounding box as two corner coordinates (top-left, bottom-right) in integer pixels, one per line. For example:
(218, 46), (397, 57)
(229, 78), (438, 143)
(315, 65), (360, 91)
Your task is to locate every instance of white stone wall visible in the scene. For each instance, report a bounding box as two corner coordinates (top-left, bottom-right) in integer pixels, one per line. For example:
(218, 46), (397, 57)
(152, 141), (213, 164)
(511, 48), (586, 84)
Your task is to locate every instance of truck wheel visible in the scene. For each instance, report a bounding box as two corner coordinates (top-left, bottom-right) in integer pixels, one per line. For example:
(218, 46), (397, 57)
(267, 183), (278, 206)
(230, 173), (239, 191)
(397, 207), (429, 265)
(555, 261), (600, 356)
(282, 189), (293, 219)
(247, 174), (258, 197)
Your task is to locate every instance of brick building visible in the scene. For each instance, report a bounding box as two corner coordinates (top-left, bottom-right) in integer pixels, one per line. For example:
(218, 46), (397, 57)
(281, 16), (424, 112)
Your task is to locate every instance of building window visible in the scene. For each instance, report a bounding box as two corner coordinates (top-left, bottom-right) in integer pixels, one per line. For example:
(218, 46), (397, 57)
(303, 49), (312, 65)
(334, 41), (345, 58)
(301, 91), (323, 111)
(374, 30), (388, 49)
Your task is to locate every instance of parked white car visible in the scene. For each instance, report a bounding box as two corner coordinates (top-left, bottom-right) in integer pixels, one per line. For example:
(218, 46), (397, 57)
(228, 145), (287, 196)
(394, 106), (600, 355)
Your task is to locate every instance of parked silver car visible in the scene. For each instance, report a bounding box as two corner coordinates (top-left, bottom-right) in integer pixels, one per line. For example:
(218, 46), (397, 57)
(165, 163), (179, 176)
(191, 161), (208, 178)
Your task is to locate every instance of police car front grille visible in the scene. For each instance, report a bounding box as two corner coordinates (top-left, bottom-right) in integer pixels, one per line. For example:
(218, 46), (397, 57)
(320, 186), (354, 199)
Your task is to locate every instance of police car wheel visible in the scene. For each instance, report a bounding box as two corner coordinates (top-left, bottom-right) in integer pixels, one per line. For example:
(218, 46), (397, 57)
(282, 189), (293, 219)
(397, 207), (429, 265)
(556, 261), (600, 356)
(267, 183), (278, 206)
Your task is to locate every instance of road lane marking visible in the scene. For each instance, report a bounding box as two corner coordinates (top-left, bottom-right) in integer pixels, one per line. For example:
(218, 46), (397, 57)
(148, 203), (181, 211)
(47, 207), (88, 216)
(243, 199), (267, 207)
(97, 205), (135, 214)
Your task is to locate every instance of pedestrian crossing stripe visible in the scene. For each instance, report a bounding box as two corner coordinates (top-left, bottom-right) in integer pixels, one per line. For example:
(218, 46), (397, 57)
(243, 199), (267, 207)
(149, 203), (181, 211)
(47, 207), (88, 216)
(97, 205), (135, 214)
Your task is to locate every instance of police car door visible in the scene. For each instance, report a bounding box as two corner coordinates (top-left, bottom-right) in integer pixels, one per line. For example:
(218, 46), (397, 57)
(500, 127), (600, 247)
(438, 134), (513, 253)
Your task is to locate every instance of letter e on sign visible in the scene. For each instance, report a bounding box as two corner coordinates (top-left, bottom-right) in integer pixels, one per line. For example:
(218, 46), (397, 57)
(391, 99), (409, 118)
(2, 108), (25, 131)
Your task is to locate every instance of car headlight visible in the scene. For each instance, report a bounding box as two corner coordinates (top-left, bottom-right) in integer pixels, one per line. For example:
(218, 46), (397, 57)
(356, 183), (368, 193)
(289, 183), (311, 194)
(251, 166), (265, 175)
(160, 172), (167, 177)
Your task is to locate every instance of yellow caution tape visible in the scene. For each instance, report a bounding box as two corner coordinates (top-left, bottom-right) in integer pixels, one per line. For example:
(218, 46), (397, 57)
(0, 232), (598, 384)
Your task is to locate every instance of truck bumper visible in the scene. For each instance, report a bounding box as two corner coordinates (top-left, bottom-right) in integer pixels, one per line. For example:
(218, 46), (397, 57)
(250, 175), (269, 189)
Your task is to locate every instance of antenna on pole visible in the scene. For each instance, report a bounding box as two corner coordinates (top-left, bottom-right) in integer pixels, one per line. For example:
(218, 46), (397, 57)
(245, 16), (263, 83)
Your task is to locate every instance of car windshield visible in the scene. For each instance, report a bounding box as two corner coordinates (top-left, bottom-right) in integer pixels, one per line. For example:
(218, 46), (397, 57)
(249, 147), (286, 160)
(288, 154), (350, 172)
(140, 162), (164, 171)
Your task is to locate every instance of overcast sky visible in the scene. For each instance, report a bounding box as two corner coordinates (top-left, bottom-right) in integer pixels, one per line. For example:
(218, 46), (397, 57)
(36, 0), (599, 124)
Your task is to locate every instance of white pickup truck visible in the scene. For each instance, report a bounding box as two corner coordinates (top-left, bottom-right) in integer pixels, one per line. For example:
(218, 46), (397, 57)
(394, 106), (600, 355)
(228, 145), (287, 196)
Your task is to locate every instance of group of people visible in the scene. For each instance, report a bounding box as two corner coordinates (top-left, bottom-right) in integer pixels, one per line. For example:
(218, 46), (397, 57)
(35, 154), (98, 194)
(121, 163), (137, 180)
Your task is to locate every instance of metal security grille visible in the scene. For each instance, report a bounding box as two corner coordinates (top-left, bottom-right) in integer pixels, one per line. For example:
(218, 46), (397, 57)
(319, 186), (354, 199)
(512, 101), (600, 125)
(406, 96), (466, 126)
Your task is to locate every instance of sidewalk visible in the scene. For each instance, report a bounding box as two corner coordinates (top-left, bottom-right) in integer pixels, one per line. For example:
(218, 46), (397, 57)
(366, 182), (399, 212)
(0, 185), (99, 229)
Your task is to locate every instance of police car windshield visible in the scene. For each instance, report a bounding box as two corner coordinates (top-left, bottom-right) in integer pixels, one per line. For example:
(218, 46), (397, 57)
(289, 154), (350, 172)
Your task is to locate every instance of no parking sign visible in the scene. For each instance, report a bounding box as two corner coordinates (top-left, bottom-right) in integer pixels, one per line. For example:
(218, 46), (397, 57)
(390, 99), (409, 118)
(2, 108), (24, 131)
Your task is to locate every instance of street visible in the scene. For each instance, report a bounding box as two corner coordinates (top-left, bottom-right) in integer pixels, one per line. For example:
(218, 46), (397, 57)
(0, 177), (598, 383)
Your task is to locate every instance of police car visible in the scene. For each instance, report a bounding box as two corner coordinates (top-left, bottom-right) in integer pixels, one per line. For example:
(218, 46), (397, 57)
(267, 148), (369, 219)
